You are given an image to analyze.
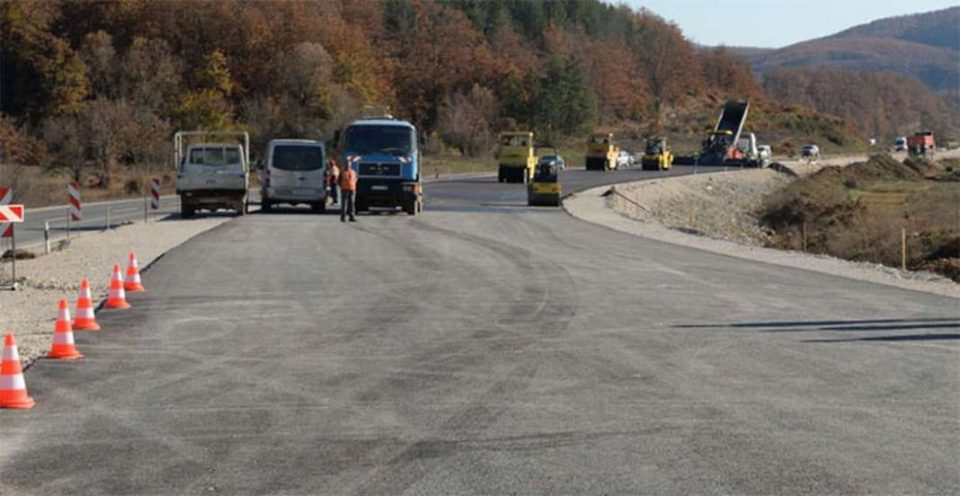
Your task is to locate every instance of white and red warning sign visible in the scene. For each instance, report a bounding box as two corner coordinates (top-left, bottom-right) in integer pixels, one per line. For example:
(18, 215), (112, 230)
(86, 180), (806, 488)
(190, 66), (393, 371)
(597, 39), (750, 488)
(150, 179), (161, 210)
(68, 181), (82, 221)
(0, 204), (24, 223)
(0, 187), (13, 238)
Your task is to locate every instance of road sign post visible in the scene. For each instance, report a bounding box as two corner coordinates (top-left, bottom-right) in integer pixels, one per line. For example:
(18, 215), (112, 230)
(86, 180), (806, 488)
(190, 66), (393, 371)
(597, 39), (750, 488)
(0, 204), (25, 290)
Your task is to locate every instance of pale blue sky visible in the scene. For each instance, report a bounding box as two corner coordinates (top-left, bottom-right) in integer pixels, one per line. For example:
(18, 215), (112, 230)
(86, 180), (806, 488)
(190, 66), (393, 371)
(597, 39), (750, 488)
(621, 1), (959, 48)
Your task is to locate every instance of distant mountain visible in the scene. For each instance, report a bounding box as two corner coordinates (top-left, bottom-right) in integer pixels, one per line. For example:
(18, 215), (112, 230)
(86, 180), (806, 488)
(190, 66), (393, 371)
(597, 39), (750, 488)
(750, 7), (960, 91)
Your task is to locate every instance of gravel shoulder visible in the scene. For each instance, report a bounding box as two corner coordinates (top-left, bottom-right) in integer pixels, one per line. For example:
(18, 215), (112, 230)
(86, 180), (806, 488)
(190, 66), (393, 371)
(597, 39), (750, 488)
(0, 215), (232, 366)
(564, 155), (960, 299)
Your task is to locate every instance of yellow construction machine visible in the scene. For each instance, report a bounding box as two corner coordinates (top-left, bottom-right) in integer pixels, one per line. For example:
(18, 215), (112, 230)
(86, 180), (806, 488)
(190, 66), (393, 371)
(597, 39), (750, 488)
(641, 137), (673, 171)
(497, 132), (537, 183)
(585, 133), (619, 171)
(528, 159), (561, 207)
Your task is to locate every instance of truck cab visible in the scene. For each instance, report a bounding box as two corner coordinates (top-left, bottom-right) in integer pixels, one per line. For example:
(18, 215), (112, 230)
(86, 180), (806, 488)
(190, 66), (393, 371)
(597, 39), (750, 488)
(340, 117), (422, 215)
(585, 133), (619, 171)
(497, 132), (537, 183)
(175, 132), (250, 217)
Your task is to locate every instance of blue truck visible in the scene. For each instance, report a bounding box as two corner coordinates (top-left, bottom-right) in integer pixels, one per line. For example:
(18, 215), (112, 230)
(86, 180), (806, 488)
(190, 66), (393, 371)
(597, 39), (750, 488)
(338, 116), (422, 215)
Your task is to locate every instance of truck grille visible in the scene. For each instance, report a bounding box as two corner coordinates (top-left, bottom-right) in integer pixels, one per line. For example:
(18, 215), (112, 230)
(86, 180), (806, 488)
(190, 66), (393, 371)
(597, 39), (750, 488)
(359, 163), (400, 176)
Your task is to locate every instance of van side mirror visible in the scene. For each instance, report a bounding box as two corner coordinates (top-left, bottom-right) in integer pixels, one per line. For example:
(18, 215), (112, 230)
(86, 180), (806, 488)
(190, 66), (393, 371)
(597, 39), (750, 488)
(333, 130), (341, 146)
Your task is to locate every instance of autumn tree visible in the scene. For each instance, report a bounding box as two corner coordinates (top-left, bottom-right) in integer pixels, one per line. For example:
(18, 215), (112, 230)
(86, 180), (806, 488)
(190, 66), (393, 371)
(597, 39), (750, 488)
(172, 50), (235, 130)
(698, 47), (762, 98)
(438, 84), (499, 156)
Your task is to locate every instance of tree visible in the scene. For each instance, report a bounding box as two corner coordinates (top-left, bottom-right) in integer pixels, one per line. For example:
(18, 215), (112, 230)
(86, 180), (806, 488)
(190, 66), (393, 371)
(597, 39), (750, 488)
(120, 37), (183, 114)
(438, 84), (498, 156)
(172, 50), (235, 130)
(82, 98), (137, 186)
(79, 30), (117, 99)
(534, 57), (597, 142)
(42, 114), (86, 181)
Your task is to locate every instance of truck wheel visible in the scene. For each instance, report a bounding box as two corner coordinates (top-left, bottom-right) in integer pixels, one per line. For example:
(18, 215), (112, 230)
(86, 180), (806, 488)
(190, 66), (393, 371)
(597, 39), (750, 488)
(262, 201), (273, 212)
(404, 200), (417, 216)
(181, 205), (195, 218)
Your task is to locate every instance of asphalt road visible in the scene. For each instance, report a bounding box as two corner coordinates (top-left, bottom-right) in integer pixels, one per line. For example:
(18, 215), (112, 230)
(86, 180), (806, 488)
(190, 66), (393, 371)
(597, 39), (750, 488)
(1, 166), (957, 495)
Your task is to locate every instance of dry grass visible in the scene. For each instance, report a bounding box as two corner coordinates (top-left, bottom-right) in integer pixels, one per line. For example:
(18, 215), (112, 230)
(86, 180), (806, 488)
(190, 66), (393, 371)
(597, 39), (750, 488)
(0, 164), (177, 208)
(760, 155), (960, 280)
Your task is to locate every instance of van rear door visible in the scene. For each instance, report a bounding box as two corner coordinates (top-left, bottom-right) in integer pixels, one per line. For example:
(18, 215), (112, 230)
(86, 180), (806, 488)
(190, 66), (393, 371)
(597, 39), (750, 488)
(268, 143), (326, 200)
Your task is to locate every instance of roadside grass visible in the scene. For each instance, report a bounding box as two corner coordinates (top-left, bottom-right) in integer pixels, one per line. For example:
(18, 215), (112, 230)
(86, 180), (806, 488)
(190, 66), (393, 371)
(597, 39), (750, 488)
(0, 163), (175, 208)
(760, 155), (960, 281)
(421, 146), (588, 177)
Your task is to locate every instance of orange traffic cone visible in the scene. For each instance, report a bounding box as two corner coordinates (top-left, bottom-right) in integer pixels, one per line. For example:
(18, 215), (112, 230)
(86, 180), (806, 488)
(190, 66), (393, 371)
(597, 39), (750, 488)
(124, 252), (144, 292)
(1, 333), (35, 409)
(73, 278), (101, 331)
(47, 299), (83, 360)
(105, 263), (130, 310)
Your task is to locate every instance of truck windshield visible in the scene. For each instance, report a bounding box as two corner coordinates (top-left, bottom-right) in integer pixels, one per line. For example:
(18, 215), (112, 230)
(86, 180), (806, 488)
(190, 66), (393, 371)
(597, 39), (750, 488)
(188, 147), (241, 166)
(272, 145), (324, 171)
(345, 125), (413, 155)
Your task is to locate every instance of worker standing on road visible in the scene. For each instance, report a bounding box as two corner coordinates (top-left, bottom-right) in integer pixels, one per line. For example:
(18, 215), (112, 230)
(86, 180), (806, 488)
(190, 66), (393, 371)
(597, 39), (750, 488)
(327, 158), (340, 205)
(339, 163), (357, 222)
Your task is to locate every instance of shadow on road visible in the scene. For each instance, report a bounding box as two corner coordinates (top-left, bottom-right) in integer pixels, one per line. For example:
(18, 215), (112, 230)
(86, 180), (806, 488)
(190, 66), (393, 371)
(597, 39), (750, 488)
(672, 318), (960, 343)
(804, 333), (960, 343)
(674, 318), (958, 330)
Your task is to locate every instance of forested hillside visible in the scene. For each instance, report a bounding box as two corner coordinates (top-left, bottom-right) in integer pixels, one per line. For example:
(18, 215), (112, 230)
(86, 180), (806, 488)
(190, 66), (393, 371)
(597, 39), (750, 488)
(763, 67), (960, 140)
(0, 0), (950, 184)
(751, 7), (960, 92)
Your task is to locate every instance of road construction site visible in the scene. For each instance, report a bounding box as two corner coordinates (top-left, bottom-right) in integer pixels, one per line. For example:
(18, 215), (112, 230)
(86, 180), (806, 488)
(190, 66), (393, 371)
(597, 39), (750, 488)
(1, 161), (957, 495)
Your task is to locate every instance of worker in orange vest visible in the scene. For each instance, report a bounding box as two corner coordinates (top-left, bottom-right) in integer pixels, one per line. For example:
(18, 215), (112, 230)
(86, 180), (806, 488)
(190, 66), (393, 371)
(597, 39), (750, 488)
(327, 158), (340, 205)
(339, 164), (358, 222)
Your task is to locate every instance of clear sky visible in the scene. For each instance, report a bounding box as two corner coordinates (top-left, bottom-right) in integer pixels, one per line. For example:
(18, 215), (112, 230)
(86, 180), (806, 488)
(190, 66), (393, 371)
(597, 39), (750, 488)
(620, 1), (960, 48)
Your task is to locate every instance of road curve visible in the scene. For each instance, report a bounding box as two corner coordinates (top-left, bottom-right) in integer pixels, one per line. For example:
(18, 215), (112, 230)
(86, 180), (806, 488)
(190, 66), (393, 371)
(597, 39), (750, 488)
(1, 167), (957, 495)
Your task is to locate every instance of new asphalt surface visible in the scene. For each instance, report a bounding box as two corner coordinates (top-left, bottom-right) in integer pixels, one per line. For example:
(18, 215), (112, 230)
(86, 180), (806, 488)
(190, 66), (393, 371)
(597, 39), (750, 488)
(1, 166), (957, 495)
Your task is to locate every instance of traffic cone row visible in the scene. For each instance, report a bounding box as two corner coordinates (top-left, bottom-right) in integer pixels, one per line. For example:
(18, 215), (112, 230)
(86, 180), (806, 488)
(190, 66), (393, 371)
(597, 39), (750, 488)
(2, 252), (146, 409)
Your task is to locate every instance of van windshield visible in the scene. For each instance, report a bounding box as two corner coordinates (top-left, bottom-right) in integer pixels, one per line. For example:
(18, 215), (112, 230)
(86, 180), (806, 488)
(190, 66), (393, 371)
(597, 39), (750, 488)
(272, 145), (324, 171)
(345, 125), (413, 156)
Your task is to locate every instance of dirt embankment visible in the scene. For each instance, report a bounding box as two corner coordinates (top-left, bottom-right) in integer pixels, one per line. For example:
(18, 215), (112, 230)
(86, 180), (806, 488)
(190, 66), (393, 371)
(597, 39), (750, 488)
(610, 153), (960, 282)
(760, 155), (960, 281)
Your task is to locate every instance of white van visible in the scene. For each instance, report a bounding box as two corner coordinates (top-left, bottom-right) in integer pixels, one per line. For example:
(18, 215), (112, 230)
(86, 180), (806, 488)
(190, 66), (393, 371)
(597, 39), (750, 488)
(259, 139), (327, 212)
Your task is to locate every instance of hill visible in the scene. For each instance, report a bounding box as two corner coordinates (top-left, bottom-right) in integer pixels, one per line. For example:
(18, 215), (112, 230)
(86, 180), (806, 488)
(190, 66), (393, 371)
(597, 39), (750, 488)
(0, 0), (873, 184)
(751, 7), (960, 92)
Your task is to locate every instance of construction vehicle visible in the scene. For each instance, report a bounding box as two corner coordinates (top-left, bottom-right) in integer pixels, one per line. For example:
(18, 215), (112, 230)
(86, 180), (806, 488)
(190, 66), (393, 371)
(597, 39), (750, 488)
(585, 133), (619, 171)
(336, 114), (422, 215)
(528, 159), (561, 207)
(907, 131), (936, 159)
(497, 132), (537, 183)
(174, 131), (250, 217)
(640, 137), (673, 171)
(697, 100), (751, 166)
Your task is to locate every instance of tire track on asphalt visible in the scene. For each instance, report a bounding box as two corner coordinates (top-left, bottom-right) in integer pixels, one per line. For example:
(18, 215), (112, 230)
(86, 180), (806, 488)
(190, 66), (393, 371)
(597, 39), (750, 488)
(348, 219), (578, 495)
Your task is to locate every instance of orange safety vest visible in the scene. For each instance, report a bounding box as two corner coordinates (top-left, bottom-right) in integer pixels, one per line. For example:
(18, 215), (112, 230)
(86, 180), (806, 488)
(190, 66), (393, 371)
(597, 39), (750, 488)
(339, 167), (357, 192)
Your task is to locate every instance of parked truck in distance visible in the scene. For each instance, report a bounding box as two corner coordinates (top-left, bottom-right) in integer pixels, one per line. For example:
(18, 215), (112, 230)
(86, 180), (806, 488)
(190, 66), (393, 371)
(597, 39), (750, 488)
(907, 131), (936, 160)
(174, 131), (250, 217)
(338, 115), (422, 215)
(585, 133), (619, 171)
(497, 132), (537, 183)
